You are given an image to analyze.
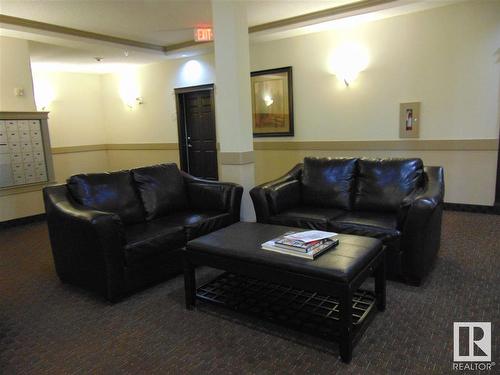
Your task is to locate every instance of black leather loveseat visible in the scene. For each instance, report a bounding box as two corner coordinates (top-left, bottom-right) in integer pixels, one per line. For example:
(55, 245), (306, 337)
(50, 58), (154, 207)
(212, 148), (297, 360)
(250, 157), (444, 285)
(43, 163), (242, 301)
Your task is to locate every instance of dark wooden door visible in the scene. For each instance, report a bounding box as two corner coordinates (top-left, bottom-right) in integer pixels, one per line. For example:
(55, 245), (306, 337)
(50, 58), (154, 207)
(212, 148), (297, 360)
(176, 85), (218, 180)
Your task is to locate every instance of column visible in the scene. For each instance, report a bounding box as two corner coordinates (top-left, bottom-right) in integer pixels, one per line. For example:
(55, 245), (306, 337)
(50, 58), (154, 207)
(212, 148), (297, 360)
(212, 0), (256, 221)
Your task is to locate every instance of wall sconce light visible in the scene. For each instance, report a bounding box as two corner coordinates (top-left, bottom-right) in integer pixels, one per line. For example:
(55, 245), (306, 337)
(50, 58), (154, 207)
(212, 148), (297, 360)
(119, 69), (142, 109)
(33, 79), (55, 110)
(329, 43), (369, 87)
(123, 97), (144, 109)
(181, 60), (203, 83)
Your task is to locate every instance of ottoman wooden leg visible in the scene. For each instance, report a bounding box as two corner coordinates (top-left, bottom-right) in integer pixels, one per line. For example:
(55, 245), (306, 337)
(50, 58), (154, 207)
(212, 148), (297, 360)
(374, 253), (386, 311)
(339, 287), (353, 363)
(183, 257), (196, 310)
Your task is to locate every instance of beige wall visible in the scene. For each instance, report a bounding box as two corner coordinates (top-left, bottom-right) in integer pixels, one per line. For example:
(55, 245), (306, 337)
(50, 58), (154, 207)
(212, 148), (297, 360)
(17, 54), (213, 222)
(0, 191), (45, 221)
(1, 70), (111, 221)
(107, 149), (179, 171)
(250, 0), (500, 205)
(2, 1), (499, 221)
(254, 148), (497, 206)
(96, 56), (213, 173)
(33, 72), (110, 191)
(32, 71), (106, 147)
(102, 55), (215, 144)
(31, 70), (110, 183)
(250, 1), (500, 141)
(1, 57), (199, 220)
(0, 36), (40, 221)
(0, 36), (36, 111)
(52, 150), (109, 182)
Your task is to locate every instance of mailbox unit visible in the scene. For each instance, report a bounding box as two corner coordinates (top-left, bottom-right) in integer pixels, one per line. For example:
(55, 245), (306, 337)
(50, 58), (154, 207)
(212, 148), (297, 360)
(0, 112), (54, 191)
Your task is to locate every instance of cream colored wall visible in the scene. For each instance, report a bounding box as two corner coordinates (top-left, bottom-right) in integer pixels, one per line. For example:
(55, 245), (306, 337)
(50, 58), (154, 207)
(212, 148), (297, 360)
(4, 72), (110, 221)
(107, 149), (179, 171)
(97, 56), (214, 172)
(2, 1), (499, 221)
(32, 71), (107, 147)
(0, 191), (45, 221)
(0, 36), (40, 221)
(102, 55), (215, 144)
(52, 150), (109, 183)
(250, 1), (500, 141)
(2, 55), (204, 220)
(1, 68), (109, 221)
(32, 71), (110, 183)
(254, 149), (497, 206)
(250, 0), (500, 205)
(0, 36), (36, 111)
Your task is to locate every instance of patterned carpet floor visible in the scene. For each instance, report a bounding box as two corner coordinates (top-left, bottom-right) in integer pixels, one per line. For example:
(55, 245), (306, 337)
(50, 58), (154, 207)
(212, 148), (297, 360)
(0, 211), (498, 374)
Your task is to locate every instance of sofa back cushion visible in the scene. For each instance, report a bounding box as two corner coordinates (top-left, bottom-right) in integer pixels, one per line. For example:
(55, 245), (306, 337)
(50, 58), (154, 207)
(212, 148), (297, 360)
(68, 171), (144, 224)
(354, 158), (423, 212)
(301, 157), (358, 210)
(131, 164), (188, 220)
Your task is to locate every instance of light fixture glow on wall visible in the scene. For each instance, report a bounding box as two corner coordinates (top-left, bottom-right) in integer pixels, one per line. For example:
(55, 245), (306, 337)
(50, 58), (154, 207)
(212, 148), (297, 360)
(33, 79), (55, 110)
(119, 69), (142, 109)
(329, 43), (369, 87)
(182, 60), (203, 83)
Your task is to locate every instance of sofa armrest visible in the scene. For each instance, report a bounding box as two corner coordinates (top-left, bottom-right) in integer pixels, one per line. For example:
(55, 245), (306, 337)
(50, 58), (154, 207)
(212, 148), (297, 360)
(43, 184), (126, 300)
(266, 179), (301, 215)
(250, 163), (303, 223)
(400, 166), (445, 283)
(181, 172), (243, 222)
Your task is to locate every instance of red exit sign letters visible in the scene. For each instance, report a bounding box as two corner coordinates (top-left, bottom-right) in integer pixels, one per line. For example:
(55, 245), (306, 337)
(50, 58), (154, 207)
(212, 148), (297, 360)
(194, 27), (213, 42)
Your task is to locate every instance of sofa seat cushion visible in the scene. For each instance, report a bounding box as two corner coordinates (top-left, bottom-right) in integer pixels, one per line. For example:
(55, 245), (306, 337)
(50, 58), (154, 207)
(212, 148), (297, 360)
(328, 211), (401, 243)
(269, 206), (345, 230)
(68, 171), (144, 224)
(159, 210), (234, 241)
(124, 220), (186, 266)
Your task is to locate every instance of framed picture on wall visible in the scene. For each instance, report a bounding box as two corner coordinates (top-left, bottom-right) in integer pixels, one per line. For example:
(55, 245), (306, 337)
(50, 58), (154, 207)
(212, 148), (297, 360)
(251, 66), (294, 137)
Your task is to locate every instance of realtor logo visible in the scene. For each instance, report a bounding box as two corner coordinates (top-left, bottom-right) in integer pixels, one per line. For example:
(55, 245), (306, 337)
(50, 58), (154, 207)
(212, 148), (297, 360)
(454, 322), (491, 362)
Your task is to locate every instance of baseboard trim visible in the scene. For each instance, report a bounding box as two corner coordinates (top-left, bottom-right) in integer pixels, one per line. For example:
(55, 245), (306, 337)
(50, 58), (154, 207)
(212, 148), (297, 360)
(444, 203), (500, 215)
(0, 213), (46, 229)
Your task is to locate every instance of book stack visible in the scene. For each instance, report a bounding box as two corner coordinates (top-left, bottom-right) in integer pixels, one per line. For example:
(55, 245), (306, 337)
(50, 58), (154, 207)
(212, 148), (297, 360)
(261, 230), (339, 259)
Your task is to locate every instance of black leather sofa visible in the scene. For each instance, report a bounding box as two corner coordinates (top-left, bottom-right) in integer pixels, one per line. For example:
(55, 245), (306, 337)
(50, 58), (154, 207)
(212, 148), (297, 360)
(43, 163), (243, 301)
(250, 157), (444, 285)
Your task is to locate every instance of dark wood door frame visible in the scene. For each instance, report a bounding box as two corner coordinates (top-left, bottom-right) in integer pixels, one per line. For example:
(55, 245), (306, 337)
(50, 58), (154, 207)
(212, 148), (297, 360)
(174, 83), (217, 179)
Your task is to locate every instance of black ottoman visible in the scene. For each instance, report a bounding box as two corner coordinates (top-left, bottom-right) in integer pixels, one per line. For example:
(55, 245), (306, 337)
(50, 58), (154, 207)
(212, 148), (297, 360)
(183, 222), (385, 363)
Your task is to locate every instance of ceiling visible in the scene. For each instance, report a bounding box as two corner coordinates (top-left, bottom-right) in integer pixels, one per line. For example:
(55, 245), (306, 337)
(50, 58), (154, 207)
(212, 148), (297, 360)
(0, 0), (356, 45)
(0, 0), (460, 73)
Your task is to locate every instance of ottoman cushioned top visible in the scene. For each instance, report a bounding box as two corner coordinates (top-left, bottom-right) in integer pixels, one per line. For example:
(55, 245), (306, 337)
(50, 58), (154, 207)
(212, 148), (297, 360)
(186, 222), (382, 283)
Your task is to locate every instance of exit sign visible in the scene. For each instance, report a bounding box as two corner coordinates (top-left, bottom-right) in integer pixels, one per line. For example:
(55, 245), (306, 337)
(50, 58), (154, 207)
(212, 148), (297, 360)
(194, 27), (213, 42)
